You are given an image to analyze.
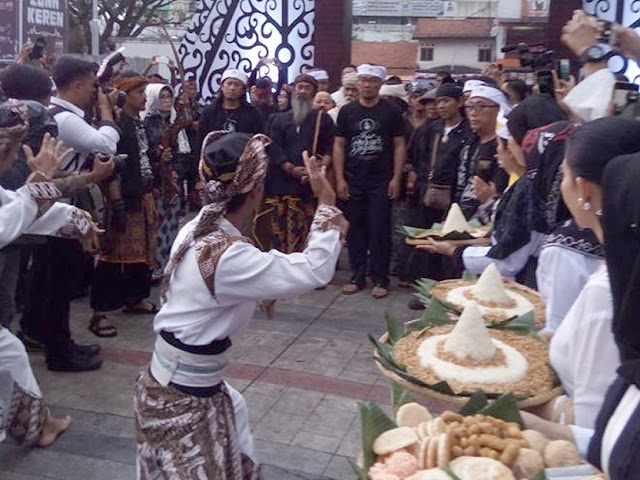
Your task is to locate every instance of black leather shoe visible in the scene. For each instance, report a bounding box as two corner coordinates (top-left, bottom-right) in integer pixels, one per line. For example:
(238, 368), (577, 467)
(70, 340), (101, 357)
(47, 350), (103, 372)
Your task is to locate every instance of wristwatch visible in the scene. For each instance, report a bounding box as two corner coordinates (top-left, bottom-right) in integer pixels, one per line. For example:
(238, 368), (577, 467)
(579, 44), (613, 64)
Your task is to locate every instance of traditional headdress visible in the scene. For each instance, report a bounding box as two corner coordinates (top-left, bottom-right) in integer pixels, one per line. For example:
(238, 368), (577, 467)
(114, 75), (149, 93)
(161, 131), (271, 300)
(0, 99), (29, 157)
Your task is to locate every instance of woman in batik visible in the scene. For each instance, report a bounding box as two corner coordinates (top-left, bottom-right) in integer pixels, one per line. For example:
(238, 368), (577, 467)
(142, 83), (185, 281)
(134, 131), (347, 479)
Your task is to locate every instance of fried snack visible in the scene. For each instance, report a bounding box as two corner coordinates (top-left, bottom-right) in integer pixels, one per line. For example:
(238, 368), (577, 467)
(511, 448), (545, 478)
(437, 432), (453, 468)
(384, 450), (419, 478)
(427, 437), (439, 469)
(543, 439), (581, 468)
(521, 429), (550, 456)
(450, 456), (516, 480)
(397, 403), (433, 428)
(373, 427), (419, 455)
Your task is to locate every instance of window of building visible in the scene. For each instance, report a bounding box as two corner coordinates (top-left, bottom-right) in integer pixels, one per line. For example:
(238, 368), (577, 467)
(421, 44), (434, 62)
(478, 46), (493, 63)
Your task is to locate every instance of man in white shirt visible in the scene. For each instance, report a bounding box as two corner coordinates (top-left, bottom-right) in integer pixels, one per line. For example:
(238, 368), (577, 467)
(22, 56), (121, 372)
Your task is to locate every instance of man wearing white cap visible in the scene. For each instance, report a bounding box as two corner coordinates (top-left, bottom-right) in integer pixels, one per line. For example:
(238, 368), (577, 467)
(307, 68), (330, 92)
(334, 63), (406, 299)
(328, 73), (358, 123)
(198, 68), (264, 157)
(331, 65), (357, 106)
(455, 84), (511, 218)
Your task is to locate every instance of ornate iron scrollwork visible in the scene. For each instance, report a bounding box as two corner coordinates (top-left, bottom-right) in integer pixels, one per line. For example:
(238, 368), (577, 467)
(179, 0), (315, 103)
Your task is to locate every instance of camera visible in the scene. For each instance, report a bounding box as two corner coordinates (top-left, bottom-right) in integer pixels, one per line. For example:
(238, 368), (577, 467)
(83, 153), (129, 176)
(30, 37), (47, 60)
(97, 48), (127, 108)
(502, 42), (556, 96)
(613, 81), (640, 118)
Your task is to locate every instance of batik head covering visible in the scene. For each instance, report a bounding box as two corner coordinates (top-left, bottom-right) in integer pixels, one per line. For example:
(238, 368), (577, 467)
(114, 75), (149, 93)
(0, 99), (28, 158)
(602, 153), (640, 362)
(161, 131), (271, 300)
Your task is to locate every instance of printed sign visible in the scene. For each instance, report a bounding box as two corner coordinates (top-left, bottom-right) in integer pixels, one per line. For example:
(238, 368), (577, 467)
(0, 0), (18, 60)
(23, 0), (68, 55)
(521, 0), (549, 19)
(353, 0), (445, 17)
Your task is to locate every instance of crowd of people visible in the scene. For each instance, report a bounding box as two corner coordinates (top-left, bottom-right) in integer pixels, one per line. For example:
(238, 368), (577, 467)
(2, 8), (640, 479)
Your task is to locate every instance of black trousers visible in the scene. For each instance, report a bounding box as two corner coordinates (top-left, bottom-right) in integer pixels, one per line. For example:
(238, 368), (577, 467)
(397, 203), (448, 282)
(345, 181), (392, 288)
(90, 261), (151, 312)
(21, 237), (84, 355)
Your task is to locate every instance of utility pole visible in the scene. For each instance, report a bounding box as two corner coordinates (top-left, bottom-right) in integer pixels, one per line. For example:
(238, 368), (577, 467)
(90, 0), (99, 55)
(18, 0), (24, 47)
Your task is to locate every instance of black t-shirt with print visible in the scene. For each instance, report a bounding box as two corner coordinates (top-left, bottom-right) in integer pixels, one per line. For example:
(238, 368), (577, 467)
(336, 99), (404, 184)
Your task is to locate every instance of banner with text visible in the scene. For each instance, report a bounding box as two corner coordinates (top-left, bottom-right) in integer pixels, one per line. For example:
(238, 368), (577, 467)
(0, 0), (18, 60)
(23, 0), (68, 54)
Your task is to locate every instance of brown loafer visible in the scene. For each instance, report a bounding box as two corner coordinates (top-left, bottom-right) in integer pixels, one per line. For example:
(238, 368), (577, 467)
(371, 286), (389, 299)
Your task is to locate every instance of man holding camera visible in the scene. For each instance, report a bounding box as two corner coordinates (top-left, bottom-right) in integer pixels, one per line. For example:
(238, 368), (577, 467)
(21, 57), (120, 372)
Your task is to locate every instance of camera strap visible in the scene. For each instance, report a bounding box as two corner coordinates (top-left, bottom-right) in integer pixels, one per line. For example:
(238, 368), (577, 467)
(50, 105), (85, 173)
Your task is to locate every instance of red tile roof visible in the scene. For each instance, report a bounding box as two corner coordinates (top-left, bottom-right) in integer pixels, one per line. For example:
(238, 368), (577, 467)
(351, 41), (419, 75)
(414, 18), (493, 38)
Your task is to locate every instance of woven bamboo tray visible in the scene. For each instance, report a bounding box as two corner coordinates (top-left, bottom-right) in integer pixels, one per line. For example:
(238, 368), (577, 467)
(430, 279), (547, 329)
(374, 326), (563, 409)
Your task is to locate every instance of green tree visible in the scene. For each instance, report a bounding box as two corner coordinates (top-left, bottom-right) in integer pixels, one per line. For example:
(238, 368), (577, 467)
(68, 0), (182, 53)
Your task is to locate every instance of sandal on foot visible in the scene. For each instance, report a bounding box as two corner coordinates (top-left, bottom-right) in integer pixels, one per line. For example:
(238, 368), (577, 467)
(122, 301), (159, 315)
(342, 283), (363, 295)
(89, 315), (118, 338)
(371, 286), (389, 299)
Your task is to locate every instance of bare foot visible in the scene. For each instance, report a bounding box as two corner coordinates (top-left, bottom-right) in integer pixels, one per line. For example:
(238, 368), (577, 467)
(38, 415), (72, 447)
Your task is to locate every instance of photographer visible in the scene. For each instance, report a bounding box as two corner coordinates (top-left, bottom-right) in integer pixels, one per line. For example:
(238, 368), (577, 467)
(20, 56), (120, 372)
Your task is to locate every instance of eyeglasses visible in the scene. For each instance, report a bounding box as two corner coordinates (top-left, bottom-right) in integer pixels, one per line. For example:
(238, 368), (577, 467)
(464, 104), (499, 113)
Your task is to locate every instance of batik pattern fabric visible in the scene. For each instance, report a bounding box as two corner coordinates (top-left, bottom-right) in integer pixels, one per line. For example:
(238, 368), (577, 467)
(252, 195), (316, 254)
(154, 199), (182, 277)
(100, 192), (158, 267)
(310, 203), (349, 241)
(134, 369), (262, 480)
(7, 382), (47, 446)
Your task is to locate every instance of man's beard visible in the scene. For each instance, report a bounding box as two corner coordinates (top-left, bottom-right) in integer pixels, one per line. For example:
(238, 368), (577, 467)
(292, 96), (312, 127)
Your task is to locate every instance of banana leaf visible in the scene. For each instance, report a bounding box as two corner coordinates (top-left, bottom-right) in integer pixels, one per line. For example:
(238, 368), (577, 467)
(385, 312), (405, 345)
(389, 379), (414, 415)
(528, 471), (546, 480)
(443, 471), (462, 480)
(348, 459), (368, 480)
(461, 270), (477, 281)
(459, 390), (490, 416)
(359, 401), (396, 471)
(421, 298), (453, 326)
(477, 392), (524, 428)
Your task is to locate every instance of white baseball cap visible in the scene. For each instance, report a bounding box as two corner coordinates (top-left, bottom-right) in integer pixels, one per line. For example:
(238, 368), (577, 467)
(221, 69), (248, 87)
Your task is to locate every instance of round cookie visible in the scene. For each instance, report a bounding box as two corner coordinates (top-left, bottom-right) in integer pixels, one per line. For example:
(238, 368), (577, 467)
(427, 437), (439, 469)
(437, 432), (453, 468)
(521, 429), (549, 456)
(511, 448), (545, 478)
(417, 438), (429, 470)
(450, 456), (516, 480)
(373, 427), (419, 455)
(543, 439), (581, 467)
(397, 403), (433, 428)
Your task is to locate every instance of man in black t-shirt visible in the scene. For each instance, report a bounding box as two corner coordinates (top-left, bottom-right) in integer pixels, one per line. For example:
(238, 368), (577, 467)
(456, 84), (510, 218)
(334, 64), (407, 299)
(197, 69), (264, 159)
(253, 74), (336, 253)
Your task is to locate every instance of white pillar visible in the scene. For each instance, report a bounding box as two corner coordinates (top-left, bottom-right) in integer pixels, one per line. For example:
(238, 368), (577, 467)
(90, 0), (99, 55)
(18, 0), (24, 47)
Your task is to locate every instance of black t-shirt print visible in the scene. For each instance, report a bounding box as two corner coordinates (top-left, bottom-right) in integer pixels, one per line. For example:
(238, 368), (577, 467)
(336, 99), (404, 183)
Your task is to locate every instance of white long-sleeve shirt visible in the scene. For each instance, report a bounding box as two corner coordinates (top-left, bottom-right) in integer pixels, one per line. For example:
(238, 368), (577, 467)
(462, 231), (546, 279)
(536, 245), (602, 333)
(549, 265), (619, 429)
(155, 211), (343, 345)
(0, 184), (78, 249)
(50, 97), (120, 173)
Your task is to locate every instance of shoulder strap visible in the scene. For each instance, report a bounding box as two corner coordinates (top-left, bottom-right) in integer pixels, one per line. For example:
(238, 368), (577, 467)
(312, 110), (323, 156)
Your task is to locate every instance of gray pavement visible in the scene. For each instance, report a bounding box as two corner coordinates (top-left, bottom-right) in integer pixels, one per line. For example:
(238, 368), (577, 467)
(0, 264), (431, 479)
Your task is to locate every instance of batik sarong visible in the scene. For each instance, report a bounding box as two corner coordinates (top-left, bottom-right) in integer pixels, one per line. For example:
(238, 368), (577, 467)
(134, 369), (262, 480)
(252, 195), (316, 254)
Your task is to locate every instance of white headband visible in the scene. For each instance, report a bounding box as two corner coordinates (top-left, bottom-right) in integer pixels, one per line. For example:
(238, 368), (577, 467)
(463, 79), (485, 93)
(221, 69), (248, 87)
(495, 110), (510, 140)
(357, 64), (387, 80)
(469, 85), (511, 114)
(308, 69), (329, 81)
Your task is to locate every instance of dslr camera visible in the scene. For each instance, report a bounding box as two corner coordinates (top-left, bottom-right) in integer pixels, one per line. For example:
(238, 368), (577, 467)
(501, 42), (556, 96)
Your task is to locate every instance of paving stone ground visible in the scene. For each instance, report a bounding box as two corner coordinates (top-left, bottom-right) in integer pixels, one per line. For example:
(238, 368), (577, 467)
(0, 260), (447, 479)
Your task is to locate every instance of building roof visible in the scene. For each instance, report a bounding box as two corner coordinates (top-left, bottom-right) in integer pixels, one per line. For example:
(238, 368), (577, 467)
(414, 18), (493, 39)
(351, 41), (419, 76)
